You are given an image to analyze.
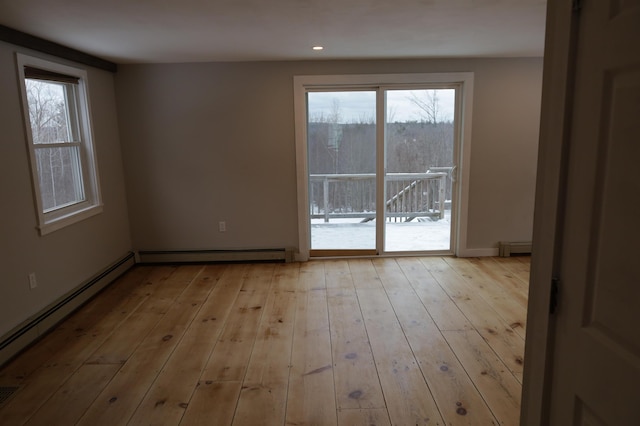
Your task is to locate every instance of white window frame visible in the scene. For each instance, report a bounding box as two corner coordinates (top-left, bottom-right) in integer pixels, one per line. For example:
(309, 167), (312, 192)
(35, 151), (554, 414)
(293, 73), (474, 261)
(16, 53), (102, 235)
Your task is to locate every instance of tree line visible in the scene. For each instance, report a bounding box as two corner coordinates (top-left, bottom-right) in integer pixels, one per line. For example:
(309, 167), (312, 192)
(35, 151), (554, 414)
(308, 119), (454, 215)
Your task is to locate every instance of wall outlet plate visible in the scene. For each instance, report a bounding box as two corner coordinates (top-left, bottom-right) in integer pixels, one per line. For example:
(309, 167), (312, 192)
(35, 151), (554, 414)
(28, 272), (37, 289)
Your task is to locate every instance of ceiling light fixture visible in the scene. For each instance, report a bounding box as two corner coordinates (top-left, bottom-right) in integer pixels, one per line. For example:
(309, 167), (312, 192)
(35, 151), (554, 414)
(312, 46), (324, 51)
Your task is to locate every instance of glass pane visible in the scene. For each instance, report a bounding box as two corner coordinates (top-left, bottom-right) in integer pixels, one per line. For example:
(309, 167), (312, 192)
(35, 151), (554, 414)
(35, 146), (85, 211)
(384, 89), (455, 251)
(25, 79), (73, 144)
(307, 91), (376, 250)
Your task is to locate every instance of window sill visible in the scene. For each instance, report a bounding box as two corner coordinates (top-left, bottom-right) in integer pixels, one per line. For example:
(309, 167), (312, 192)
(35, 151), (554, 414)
(38, 204), (103, 236)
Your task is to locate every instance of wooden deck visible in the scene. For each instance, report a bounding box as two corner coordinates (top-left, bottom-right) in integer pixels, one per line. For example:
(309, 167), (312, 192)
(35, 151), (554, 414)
(0, 256), (529, 425)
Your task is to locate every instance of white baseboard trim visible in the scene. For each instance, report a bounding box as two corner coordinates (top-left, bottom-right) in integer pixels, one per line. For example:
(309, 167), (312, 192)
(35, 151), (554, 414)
(0, 252), (135, 367)
(457, 247), (500, 257)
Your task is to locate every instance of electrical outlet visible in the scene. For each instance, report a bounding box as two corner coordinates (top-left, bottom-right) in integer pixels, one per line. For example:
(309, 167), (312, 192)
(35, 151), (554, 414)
(218, 221), (226, 232)
(28, 272), (37, 289)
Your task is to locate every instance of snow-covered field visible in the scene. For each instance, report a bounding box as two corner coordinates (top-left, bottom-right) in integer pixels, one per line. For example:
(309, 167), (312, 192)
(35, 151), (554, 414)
(311, 211), (451, 252)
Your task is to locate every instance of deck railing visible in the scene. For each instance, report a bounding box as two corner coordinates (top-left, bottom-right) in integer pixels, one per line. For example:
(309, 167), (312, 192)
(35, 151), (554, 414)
(309, 170), (449, 223)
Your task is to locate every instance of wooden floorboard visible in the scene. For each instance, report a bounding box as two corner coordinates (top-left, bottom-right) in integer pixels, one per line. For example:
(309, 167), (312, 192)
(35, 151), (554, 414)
(379, 261), (498, 425)
(128, 264), (232, 425)
(0, 256), (529, 425)
(327, 287), (386, 411)
(286, 261), (337, 426)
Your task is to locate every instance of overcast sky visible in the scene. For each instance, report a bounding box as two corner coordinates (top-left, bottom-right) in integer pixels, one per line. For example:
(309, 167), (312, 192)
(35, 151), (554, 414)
(308, 89), (455, 123)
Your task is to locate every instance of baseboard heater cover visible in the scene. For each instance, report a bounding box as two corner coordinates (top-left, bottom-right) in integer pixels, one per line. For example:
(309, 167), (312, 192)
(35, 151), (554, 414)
(137, 248), (295, 264)
(0, 251), (135, 367)
(499, 241), (532, 257)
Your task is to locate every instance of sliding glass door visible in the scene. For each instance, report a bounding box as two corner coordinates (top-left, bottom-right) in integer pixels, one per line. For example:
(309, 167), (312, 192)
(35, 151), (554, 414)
(294, 73), (471, 259)
(384, 89), (455, 252)
(307, 91), (377, 255)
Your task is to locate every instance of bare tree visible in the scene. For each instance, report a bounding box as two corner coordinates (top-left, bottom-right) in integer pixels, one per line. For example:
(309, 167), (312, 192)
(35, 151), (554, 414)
(408, 90), (441, 124)
(26, 80), (68, 143)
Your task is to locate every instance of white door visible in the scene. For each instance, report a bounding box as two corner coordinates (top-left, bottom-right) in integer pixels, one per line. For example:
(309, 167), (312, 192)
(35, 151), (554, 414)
(538, 1), (640, 424)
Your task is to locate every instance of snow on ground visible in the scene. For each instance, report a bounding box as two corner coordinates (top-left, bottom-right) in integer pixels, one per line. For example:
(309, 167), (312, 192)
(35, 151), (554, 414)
(311, 210), (451, 252)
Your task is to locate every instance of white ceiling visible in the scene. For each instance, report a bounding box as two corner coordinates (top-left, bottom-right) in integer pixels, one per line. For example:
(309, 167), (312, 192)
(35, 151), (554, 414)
(0, 0), (547, 64)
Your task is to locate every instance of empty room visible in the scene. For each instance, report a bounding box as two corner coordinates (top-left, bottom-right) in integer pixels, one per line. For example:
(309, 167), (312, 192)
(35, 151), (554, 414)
(1, 1), (638, 425)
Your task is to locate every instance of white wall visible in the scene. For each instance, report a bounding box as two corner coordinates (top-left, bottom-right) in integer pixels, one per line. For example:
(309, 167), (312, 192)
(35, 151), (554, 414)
(0, 41), (132, 337)
(116, 58), (542, 254)
(467, 59), (542, 249)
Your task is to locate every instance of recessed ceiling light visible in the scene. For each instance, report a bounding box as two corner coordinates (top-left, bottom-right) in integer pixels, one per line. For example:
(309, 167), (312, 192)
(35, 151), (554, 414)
(312, 46), (324, 51)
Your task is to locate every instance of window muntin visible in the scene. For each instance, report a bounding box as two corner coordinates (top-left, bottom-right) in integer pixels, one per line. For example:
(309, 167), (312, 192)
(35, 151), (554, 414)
(17, 54), (102, 234)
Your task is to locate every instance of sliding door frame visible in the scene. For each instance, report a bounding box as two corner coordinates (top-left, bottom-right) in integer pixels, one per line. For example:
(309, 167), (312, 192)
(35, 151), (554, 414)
(293, 73), (474, 261)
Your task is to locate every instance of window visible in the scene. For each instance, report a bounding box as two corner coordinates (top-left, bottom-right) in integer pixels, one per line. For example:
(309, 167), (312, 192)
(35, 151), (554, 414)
(17, 54), (102, 235)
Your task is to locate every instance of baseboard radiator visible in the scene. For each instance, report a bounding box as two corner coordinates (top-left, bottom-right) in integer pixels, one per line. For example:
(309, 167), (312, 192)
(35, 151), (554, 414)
(0, 252), (135, 367)
(499, 241), (532, 257)
(137, 248), (295, 264)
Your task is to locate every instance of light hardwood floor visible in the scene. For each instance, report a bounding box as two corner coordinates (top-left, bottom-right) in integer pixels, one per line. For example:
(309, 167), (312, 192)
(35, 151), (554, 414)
(0, 256), (529, 425)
